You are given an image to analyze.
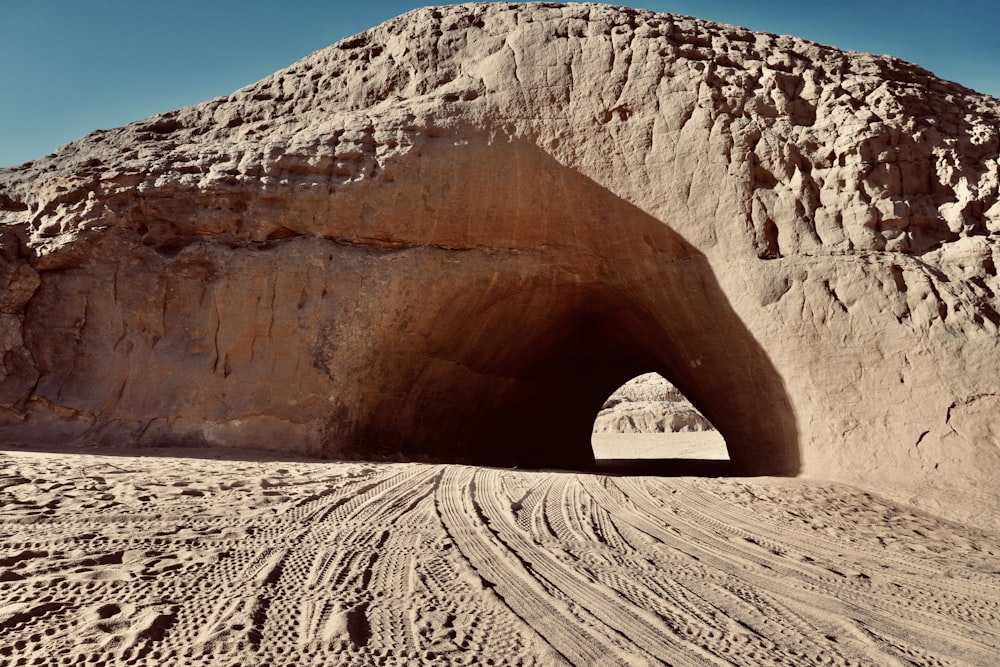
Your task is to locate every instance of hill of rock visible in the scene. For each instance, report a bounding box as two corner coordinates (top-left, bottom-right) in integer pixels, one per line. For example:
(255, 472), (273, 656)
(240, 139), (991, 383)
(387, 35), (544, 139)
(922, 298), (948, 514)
(1, 3), (998, 526)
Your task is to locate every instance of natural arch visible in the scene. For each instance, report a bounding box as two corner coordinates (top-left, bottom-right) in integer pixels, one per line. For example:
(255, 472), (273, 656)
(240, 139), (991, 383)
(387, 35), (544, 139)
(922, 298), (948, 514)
(304, 134), (801, 475)
(6, 3), (999, 525)
(1, 132), (801, 477)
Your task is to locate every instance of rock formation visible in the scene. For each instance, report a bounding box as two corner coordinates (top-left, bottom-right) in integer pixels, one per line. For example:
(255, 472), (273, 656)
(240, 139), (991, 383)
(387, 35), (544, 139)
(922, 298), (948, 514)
(1, 4), (998, 525)
(593, 372), (715, 433)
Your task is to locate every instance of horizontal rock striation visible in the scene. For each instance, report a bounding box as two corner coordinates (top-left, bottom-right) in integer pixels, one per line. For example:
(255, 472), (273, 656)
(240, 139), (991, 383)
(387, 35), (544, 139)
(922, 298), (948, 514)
(1, 4), (998, 525)
(593, 372), (715, 433)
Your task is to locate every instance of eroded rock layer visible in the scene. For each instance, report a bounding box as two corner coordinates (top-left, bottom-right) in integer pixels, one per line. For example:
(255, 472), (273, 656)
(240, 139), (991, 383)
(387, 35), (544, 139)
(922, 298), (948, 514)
(593, 372), (716, 433)
(1, 3), (998, 525)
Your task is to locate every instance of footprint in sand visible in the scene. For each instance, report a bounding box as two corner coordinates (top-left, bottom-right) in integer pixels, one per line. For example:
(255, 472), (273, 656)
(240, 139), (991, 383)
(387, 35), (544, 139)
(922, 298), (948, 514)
(78, 601), (179, 659)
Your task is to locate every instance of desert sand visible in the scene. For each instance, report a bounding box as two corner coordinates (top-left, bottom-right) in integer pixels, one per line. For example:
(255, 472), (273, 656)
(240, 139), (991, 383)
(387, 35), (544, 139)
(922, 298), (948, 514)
(592, 432), (728, 461)
(2, 443), (998, 666)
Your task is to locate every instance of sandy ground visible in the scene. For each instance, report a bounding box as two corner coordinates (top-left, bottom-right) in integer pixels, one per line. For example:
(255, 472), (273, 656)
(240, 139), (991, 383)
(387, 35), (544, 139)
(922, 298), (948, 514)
(2, 444), (999, 666)
(592, 432), (729, 460)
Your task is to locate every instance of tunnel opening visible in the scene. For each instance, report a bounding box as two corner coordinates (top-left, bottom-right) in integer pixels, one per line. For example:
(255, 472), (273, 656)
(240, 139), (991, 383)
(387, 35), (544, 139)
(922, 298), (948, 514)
(312, 131), (799, 476)
(591, 373), (732, 476)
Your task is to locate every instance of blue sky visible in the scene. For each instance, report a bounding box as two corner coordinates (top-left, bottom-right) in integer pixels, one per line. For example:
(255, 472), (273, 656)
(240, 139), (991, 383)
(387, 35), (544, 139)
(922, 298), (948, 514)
(1, 1), (997, 167)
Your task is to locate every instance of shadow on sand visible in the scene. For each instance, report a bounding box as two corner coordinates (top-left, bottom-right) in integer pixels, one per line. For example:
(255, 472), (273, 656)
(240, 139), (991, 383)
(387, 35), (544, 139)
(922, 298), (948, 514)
(592, 458), (734, 477)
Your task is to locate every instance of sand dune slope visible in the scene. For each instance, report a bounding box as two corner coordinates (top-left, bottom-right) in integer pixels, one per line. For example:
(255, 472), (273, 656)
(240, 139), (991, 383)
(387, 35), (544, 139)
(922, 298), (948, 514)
(1, 448), (998, 666)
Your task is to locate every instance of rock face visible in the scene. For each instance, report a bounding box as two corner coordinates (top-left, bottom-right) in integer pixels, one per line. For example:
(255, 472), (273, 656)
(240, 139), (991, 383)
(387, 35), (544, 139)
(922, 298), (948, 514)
(593, 373), (715, 433)
(1, 4), (998, 525)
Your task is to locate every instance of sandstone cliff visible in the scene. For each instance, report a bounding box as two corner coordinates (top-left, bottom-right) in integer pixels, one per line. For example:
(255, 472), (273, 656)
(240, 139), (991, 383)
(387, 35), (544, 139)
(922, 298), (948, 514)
(1, 4), (998, 526)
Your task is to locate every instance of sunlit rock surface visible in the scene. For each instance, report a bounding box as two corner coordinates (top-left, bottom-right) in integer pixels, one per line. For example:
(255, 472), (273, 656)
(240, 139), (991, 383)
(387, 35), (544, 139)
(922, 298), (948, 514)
(593, 373), (715, 433)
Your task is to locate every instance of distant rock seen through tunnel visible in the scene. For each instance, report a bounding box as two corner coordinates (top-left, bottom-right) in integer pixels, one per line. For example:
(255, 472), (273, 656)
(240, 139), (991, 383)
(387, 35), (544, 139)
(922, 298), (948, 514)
(594, 373), (717, 434)
(591, 373), (730, 464)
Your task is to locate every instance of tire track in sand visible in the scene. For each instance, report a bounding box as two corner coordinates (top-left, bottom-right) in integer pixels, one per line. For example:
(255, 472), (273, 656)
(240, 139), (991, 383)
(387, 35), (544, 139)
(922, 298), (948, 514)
(3, 448), (999, 666)
(436, 466), (627, 665)
(601, 475), (1000, 666)
(440, 467), (737, 666)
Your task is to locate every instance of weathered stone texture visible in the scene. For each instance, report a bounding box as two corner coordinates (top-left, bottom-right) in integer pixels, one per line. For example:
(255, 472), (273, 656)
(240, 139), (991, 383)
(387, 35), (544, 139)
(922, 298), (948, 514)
(593, 372), (715, 433)
(1, 3), (998, 525)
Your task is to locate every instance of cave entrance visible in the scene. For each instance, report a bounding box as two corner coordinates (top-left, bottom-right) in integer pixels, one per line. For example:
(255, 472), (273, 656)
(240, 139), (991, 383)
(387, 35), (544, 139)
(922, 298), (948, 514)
(591, 373), (732, 476)
(317, 132), (799, 476)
